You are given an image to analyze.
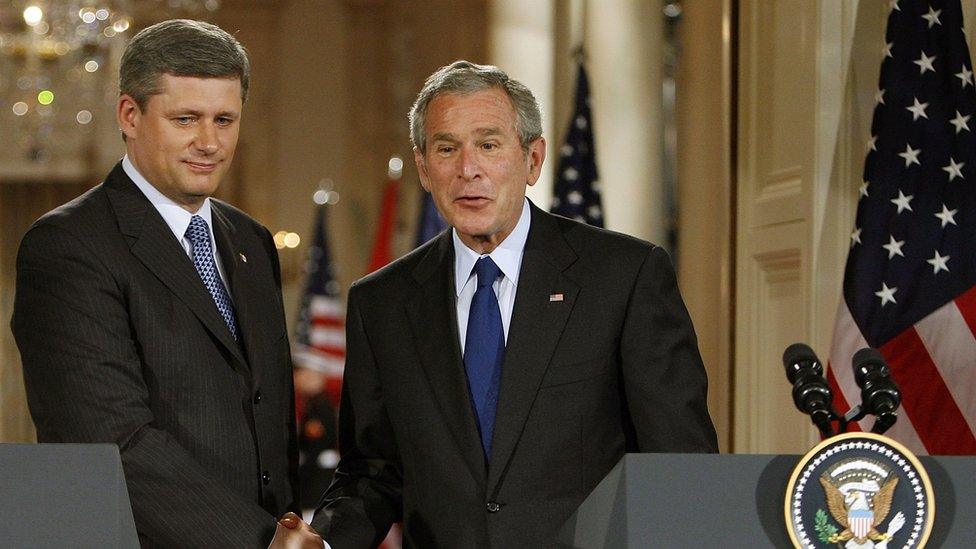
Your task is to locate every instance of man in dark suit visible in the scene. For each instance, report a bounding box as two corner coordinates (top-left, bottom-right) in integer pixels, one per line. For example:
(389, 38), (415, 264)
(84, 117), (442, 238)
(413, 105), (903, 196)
(11, 19), (321, 547)
(310, 61), (718, 547)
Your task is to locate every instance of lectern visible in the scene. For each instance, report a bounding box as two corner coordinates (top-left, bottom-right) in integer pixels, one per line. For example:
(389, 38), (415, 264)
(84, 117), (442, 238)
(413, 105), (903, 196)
(0, 443), (138, 547)
(557, 453), (975, 547)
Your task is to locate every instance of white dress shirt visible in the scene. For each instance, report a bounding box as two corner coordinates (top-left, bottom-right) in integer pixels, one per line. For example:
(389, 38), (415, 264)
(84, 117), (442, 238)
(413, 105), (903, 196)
(122, 155), (231, 292)
(454, 198), (531, 352)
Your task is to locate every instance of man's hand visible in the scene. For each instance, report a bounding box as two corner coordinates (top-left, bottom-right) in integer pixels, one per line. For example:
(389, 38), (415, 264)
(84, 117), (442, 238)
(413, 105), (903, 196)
(269, 512), (323, 549)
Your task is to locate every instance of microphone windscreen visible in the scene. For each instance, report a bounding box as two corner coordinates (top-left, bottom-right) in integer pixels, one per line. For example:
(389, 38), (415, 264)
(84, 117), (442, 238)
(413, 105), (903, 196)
(852, 347), (886, 369)
(783, 343), (821, 384)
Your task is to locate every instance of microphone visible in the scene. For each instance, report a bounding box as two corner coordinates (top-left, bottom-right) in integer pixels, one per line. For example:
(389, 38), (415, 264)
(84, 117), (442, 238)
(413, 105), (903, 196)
(851, 347), (901, 434)
(783, 343), (836, 437)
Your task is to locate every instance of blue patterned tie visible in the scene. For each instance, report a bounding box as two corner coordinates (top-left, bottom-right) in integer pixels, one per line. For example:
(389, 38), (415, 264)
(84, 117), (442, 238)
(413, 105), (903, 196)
(185, 215), (239, 340)
(463, 256), (505, 459)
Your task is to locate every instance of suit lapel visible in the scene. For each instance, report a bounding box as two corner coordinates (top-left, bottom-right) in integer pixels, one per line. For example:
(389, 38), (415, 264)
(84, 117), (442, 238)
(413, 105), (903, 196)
(104, 164), (249, 371)
(405, 231), (488, 487)
(487, 205), (579, 493)
(211, 204), (258, 374)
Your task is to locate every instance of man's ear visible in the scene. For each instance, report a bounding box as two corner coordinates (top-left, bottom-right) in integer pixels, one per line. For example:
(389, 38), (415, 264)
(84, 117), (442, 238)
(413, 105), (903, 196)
(525, 137), (547, 187)
(117, 94), (141, 140)
(414, 146), (431, 192)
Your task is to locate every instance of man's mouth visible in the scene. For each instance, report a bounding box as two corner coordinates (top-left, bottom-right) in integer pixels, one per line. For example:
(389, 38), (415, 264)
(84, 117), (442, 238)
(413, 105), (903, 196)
(184, 160), (218, 173)
(455, 196), (490, 206)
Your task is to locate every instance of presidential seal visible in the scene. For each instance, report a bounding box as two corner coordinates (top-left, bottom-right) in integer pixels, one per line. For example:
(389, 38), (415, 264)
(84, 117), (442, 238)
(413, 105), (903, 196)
(785, 432), (934, 548)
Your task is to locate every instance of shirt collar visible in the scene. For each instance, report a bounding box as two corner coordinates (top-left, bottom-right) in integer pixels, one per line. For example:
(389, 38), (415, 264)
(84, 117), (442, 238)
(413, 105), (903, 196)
(122, 154), (215, 244)
(453, 198), (531, 296)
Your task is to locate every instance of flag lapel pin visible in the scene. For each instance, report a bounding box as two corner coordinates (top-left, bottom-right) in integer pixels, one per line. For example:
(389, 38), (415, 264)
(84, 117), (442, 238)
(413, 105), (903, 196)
(549, 293), (564, 302)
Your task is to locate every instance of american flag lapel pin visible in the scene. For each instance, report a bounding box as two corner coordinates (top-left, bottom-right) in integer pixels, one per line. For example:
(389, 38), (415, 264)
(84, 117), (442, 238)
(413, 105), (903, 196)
(239, 252), (247, 263)
(549, 293), (564, 302)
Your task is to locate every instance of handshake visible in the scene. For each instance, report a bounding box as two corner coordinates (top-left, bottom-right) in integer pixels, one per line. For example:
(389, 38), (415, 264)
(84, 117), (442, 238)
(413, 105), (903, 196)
(270, 513), (324, 548)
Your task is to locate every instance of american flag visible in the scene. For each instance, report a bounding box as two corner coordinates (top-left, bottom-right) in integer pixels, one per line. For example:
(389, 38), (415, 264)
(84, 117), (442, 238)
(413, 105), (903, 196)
(551, 61), (603, 227)
(293, 205), (346, 397)
(827, 0), (976, 455)
(367, 177), (399, 273)
(415, 190), (447, 247)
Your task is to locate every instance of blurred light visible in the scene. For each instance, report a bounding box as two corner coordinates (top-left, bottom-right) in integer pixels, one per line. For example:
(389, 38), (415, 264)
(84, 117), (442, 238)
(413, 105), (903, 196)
(318, 449), (340, 469)
(33, 22), (50, 35)
(84, 60), (99, 72)
(205, 0), (220, 11)
(17, 77), (33, 90)
(113, 19), (130, 32)
(664, 3), (682, 18)
(54, 42), (70, 56)
(313, 189), (340, 205)
(12, 102), (29, 116)
(95, 9), (110, 21)
(81, 11), (96, 24)
(388, 156), (403, 179)
(273, 230), (287, 249)
(76, 110), (93, 124)
(24, 6), (43, 26)
(37, 104), (53, 116)
(283, 232), (301, 248)
(103, 27), (116, 38)
(37, 90), (54, 105)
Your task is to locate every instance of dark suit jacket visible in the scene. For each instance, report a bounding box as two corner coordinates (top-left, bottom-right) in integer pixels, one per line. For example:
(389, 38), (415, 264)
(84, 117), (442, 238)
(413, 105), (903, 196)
(312, 203), (717, 548)
(11, 163), (298, 547)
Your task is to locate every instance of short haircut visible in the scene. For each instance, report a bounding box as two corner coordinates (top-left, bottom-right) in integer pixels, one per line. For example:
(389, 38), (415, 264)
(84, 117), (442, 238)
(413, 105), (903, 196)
(409, 60), (542, 154)
(120, 19), (249, 111)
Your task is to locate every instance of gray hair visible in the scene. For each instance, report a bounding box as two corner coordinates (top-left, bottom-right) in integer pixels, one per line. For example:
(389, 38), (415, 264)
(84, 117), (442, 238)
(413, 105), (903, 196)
(120, 19), (250, 111)
(409, 60), (543, 154)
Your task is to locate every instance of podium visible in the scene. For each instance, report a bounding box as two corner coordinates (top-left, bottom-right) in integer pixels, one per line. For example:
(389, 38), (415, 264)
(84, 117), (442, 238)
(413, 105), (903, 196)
(0, 443), (139, 548)
(557, 453), (976, 547)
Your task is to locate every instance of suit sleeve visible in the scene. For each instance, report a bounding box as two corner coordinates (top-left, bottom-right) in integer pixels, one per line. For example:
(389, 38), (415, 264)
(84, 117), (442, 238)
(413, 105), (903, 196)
(310, 283), (402, 548)
(620, 245), (718, 453)
(11, 223), (278, 547)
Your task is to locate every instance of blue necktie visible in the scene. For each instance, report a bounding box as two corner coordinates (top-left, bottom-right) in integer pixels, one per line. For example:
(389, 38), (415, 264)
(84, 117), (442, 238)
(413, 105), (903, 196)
(185, 215), (239, 340)
(463, 256), (505, 459)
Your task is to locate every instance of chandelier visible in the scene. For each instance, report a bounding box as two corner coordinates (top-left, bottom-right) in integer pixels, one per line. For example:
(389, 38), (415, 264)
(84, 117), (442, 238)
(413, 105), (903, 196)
(0, 0), (219, 179)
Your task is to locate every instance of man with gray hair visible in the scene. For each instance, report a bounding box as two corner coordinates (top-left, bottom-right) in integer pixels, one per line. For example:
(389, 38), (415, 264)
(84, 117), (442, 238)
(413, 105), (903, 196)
(310, 60), (717, 547)
(13, 19), (319, 547)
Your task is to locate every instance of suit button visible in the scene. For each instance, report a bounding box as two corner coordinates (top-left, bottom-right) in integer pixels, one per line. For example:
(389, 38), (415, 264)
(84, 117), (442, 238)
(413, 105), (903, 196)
(253, 391), (262, 404)
(261, 471), (271, 485)
(486, 501), (501, 513)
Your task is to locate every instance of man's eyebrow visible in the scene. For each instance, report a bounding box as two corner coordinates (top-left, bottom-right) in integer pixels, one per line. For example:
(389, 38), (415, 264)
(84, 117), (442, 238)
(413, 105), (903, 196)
(164, 109), (239, 118)
(430, 132), (458, 143)
(430, 127), (503, 142)
(473, 127), (503, 136)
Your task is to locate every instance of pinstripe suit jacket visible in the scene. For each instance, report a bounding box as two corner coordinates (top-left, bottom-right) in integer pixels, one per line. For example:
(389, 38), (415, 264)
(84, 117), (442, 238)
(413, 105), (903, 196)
(312, 203), (717, 548)
(11, 163), (298, 547)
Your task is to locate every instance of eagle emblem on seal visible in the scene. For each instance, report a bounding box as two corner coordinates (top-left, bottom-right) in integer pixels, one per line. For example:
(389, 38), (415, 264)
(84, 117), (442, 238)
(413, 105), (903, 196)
(818, 458), (906, 548)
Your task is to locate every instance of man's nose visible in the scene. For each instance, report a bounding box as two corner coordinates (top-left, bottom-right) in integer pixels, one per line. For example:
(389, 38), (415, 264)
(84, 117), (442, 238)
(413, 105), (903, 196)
(194, 123), (219, 154)
(459, 146), (480, 179)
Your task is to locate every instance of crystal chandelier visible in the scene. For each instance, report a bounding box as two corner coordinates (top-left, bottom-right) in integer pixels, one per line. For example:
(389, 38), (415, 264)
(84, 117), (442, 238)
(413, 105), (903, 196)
(0, 1), (220, 179)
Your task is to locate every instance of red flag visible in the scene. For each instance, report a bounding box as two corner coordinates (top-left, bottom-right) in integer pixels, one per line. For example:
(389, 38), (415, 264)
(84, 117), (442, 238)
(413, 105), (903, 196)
(368, 178), (400, 273)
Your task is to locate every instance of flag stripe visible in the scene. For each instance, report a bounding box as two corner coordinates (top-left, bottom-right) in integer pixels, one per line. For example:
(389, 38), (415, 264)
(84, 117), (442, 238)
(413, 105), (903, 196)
(828, 300), (869, 415)
(292, 347), (345, 376)
(829, 301), (927, 448)
(953, 283), (976, 338)
(309, 330), (345, 348)
(881, 327), (976, 454)
(311, 317), (344, 329)
(915, 298), (976, 435)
